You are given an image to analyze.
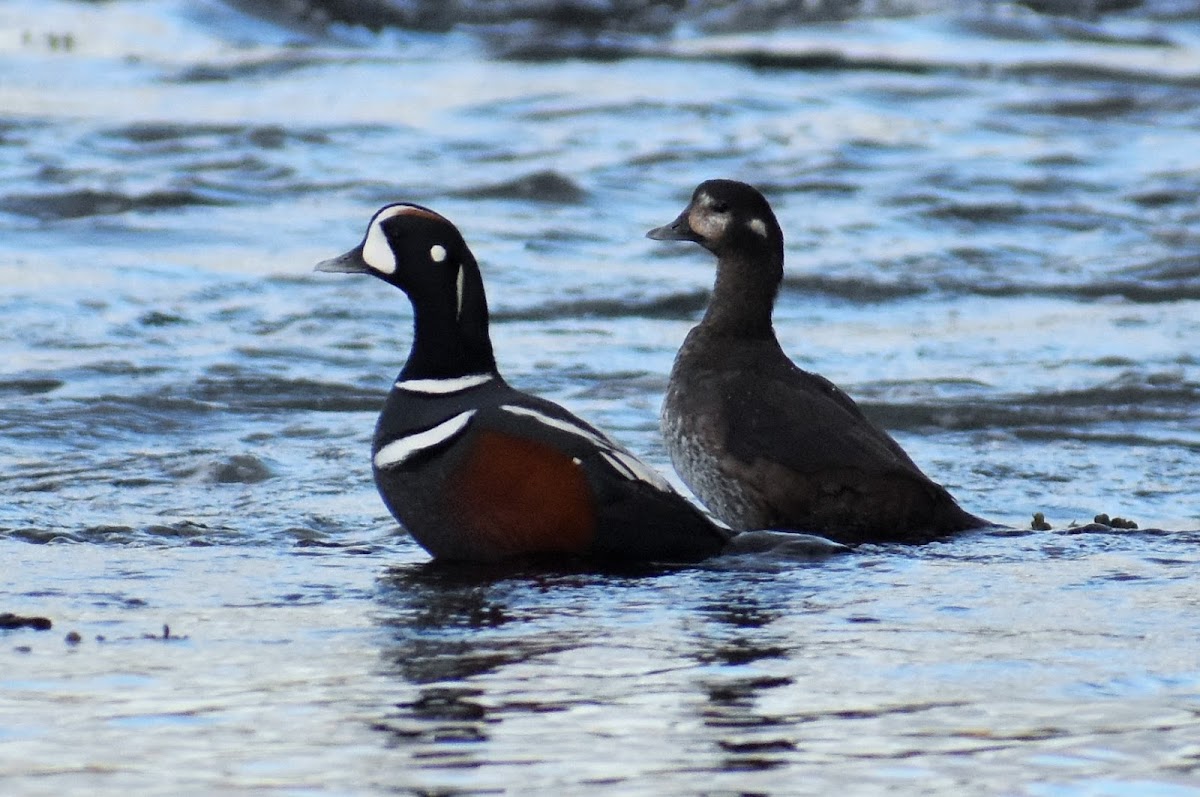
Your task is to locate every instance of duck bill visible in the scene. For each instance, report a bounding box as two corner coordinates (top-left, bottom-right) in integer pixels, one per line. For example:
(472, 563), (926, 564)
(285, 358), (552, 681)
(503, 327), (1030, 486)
(646, 208), (699, 242)
(314, 246), (372, 274)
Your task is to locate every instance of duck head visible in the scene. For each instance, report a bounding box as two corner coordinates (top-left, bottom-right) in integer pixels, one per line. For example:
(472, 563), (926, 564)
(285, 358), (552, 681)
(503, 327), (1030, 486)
(316, 204), (476, 315)
(316, 203), (495, 379)
(646, 179), (782, 258)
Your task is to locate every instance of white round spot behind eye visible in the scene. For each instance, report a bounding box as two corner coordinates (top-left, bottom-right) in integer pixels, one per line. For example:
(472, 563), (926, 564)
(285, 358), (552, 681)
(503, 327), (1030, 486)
(430, 244), (447, 263)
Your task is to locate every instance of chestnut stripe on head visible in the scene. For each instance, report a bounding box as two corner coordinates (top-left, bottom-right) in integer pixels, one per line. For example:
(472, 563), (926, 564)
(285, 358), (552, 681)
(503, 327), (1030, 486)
(361, 204), (453, 275)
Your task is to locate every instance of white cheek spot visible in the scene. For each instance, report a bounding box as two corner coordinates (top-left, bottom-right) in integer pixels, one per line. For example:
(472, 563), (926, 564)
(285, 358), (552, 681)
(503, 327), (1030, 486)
(430, 244), (447, 263)
(748, 218), (768, 238)
(374, 410), (476, 469)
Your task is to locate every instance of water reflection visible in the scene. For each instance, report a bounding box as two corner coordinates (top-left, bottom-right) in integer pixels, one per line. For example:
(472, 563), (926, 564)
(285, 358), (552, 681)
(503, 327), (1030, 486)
(371, 560), (680, 773)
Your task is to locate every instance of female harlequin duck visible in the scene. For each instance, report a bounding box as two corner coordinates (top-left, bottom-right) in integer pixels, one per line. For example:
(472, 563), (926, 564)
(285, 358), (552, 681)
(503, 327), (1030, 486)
(647, 179), (989, 545)
(316, 203), (845, 563)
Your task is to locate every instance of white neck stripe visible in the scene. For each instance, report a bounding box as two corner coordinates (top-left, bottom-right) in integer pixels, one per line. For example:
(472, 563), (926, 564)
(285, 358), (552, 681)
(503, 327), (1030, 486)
(394, 373), (492, 395)
(374, 410), (475, 469)
(455, 265), (465, 321)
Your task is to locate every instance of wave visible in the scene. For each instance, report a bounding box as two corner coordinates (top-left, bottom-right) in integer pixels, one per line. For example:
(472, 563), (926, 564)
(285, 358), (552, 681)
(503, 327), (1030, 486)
(0, 188), (230, 221)
(451, 170), (587, 204)
(216, 0), (1200, 88)
(861, 373), (1200, 435)
(781, 250), (1200, 303)
(226, 0), (1195, 38)
(490, 288), (710, 321)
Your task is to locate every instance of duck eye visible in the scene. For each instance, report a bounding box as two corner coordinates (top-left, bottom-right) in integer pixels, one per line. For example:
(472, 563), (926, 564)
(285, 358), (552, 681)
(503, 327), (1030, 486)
(711, 201), (730, 214)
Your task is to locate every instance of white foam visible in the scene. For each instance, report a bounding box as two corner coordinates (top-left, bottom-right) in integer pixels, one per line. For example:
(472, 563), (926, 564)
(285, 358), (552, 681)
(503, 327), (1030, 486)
(374, 410), (476, 469)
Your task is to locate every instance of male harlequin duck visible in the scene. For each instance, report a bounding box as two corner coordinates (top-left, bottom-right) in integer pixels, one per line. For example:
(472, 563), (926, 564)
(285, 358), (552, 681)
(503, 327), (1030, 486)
(647, 179), (989, 545)
(316, 203), (839, 563)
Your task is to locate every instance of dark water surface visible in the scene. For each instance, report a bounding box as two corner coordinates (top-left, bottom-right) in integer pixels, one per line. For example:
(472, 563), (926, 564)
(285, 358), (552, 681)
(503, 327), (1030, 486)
(2, 1), (1198, 794)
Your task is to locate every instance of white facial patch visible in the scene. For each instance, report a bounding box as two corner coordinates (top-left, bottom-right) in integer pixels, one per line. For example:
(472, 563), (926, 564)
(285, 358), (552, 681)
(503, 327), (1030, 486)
(690, 192), (731, 240)
(430, 244), (447, 263)
(747, 218), (768, 237)
(374, 410), (476, 469)
(394, 373), (492, 395)
(499, 404), (674, 491)
(362, 206), (408, 275)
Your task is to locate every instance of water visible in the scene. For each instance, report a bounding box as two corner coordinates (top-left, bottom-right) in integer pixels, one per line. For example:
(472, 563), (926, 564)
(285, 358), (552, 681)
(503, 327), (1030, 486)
(1, 0), (1198, 793)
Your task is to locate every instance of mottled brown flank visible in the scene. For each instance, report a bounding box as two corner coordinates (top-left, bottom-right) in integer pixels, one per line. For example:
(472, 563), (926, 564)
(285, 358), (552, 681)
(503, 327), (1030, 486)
(453, 430), (596, 556)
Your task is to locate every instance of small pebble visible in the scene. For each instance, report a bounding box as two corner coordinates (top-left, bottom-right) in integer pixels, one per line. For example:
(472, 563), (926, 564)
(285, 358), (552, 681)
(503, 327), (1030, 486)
(0, 612), (52, 630)
(65, 631), (82, 645)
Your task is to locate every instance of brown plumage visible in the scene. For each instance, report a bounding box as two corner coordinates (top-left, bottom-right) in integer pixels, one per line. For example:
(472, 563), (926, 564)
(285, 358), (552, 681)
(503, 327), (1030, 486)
(648, 179), (988, 544)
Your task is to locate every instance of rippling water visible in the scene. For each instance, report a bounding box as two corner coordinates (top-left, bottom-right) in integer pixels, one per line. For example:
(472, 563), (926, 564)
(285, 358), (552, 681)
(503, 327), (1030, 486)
(2, 1), (1198, 794)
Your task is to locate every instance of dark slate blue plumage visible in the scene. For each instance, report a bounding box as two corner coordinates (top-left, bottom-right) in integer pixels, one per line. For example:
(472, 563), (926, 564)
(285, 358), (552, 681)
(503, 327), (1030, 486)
(316, 203), (734, 563)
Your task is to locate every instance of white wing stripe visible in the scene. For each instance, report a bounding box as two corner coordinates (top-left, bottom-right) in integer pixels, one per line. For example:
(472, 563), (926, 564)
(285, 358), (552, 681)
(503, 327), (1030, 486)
(499, 405), (612, 448)
(599, 450), (636, 481)
(374, 410), (475, 469)
(500, 404), (674, 491)
(607, 449), (672, 491)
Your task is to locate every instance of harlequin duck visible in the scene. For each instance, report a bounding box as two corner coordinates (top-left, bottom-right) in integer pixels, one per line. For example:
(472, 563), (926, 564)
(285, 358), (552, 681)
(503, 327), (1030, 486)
(316, 203), (747, 563)
(647, 179), (989, 545)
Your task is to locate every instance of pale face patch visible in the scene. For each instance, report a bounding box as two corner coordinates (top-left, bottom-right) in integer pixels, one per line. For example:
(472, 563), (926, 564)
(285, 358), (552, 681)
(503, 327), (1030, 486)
(374, 410), (476, 469)
(747, 218), (768, 238)
(689, 191), (731, 241)
(394, 373), (492, 395)
(430, 244), (447, 263)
